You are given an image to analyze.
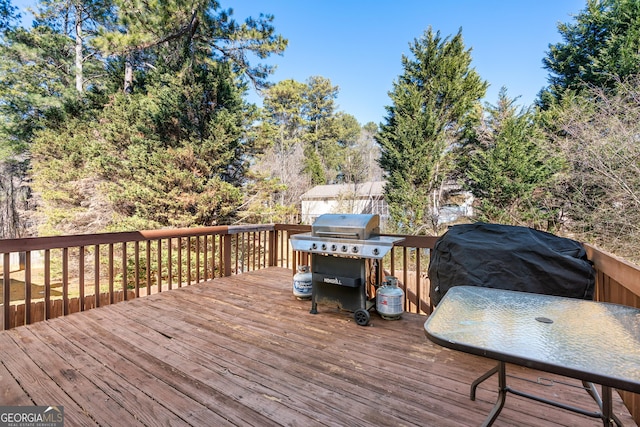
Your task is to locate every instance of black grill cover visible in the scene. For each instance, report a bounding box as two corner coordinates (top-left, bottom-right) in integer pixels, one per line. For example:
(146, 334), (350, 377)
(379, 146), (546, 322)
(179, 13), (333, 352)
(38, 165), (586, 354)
(428, 223), (595, 306)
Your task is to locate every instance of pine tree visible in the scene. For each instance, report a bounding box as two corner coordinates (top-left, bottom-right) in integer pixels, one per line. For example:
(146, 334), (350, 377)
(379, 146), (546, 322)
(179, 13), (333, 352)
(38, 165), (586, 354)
(23, 0), (287, 233)
(376, 27), (487, 234)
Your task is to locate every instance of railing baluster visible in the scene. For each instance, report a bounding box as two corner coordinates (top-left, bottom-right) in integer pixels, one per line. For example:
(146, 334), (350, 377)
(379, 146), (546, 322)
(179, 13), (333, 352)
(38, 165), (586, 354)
(134, 241), (140, 298)
(187, 237), (191, 286)
(196, 236), (201, 283)
(3, 253), (10, 330)
(145, 240), (151, 296)
(402, 246), (408, 313)
(203, 235), (208, 281)
(108, 244), (114, 304)
(122, 242), (127, 300)
(234, 234), (239, 274)
(177, 237), (182, 288)
(168, 238), (172, 290)
(211, 234), (216, 279)
(157, 240), (162, 293)
(62, 247), (69, 315)
(94, 245), (100, 308)
(416, 248), (422, 314)
(45, 249), (51, 320)
(219, 234), (225, 277)
(79, 246), (85, 311)
(25, 251), (31, 324)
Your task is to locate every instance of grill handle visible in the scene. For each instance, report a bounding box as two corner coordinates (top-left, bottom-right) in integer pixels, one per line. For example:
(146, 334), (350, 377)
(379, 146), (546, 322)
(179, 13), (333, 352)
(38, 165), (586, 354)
(314, 231), (360, 239)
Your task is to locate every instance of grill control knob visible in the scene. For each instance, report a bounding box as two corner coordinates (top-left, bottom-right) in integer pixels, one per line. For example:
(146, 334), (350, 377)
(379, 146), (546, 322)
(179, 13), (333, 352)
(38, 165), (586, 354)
(341, 245), (348, 252)
(372, 248), (379, 256)
(312, 243), (317, 250)
(321, 243), (327, 250)
(331, 244), (337, 251)
(352, 246), (359, 253)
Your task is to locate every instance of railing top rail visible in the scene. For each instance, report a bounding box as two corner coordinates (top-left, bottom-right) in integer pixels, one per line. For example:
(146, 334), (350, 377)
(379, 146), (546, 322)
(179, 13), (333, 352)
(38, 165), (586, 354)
(0, 224), (276, 253)
(584, 243), (640, 297)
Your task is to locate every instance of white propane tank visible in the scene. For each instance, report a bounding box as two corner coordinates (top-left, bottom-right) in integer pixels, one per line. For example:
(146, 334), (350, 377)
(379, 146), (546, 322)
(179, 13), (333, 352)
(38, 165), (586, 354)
(293, 265), (312, 300)
(376, 276), (404, 320)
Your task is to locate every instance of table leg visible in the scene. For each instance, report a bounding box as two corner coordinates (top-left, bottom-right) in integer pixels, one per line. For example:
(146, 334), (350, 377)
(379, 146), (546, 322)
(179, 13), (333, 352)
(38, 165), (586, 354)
(601, 386), (624, 427)
(584, 382), (622, 427)
(481, 361), (507, 427)
(471, 363), (499, 400)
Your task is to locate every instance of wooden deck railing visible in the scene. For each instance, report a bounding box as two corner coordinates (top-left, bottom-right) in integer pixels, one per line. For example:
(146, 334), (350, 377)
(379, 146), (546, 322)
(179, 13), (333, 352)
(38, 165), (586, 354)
(1, 224), (639, 422)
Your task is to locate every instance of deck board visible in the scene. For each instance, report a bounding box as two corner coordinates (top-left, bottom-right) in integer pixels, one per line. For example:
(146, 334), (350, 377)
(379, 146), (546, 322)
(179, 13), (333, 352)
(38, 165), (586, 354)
(0, 267), (636, 426)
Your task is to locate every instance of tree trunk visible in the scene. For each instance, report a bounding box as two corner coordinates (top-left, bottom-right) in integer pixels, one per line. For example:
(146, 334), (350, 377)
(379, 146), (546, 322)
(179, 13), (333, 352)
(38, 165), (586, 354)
(124, 53), (134, 93)
(75, 9), (83, 92)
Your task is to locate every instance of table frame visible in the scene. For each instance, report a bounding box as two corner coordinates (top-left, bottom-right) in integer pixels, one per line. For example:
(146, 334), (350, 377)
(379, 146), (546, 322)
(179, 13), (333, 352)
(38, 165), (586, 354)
(424, 286), (640, 427)
(469, 361), (620, 427)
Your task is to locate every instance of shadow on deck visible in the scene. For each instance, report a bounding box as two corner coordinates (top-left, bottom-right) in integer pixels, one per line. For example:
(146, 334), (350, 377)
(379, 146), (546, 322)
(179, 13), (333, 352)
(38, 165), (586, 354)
(0, 267), (635, 426)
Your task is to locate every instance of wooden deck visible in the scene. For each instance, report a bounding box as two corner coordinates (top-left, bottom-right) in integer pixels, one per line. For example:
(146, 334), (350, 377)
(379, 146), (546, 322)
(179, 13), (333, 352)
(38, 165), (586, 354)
(0, 267), (635, 426)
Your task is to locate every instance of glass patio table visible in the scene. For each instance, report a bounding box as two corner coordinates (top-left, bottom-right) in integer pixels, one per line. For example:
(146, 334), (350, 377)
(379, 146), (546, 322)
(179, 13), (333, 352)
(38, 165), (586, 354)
(424, 286), (640, 427)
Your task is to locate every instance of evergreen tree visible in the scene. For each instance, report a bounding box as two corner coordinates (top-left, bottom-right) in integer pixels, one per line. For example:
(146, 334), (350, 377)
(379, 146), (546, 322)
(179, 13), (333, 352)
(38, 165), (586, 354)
(23, 1), (287, 233)
(93, 0), (286, 93)
(0, 0), (18, 31)
(256, 79), (308, 208)
(540, 0), (640, 106)
(376, 27), (487, 234)
(464, 88), (561, 229)
(34, 0), (113, 93)
(302, 75), (339, 184)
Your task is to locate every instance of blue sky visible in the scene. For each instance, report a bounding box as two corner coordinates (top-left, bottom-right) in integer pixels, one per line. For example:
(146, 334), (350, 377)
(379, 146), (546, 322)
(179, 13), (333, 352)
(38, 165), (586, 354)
(230, 0), (586, 125)
(12, 0), (587, 125)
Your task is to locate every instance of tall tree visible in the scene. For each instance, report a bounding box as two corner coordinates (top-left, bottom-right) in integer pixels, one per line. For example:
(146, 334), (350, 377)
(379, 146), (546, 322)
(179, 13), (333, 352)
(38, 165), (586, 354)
(463, 88), (561, 229)
(540, 0), (640, 106)
(0, 21), (80, 237)
(26, 1), (288, 233)
(376, 27), (487, 235)
(93, 0), (286, 93)
(254, 79), (309, 208)
(302, 75), (339, 184)
(34, 0), (113, 93)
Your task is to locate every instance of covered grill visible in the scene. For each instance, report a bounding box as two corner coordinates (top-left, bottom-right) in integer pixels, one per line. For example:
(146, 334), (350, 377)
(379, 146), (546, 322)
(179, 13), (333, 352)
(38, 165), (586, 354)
(290, 213), (403, 325)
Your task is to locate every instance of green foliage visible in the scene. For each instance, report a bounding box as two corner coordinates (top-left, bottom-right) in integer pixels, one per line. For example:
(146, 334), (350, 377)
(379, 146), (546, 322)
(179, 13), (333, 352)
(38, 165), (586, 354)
(0, 26), (75, 157)
(376, 27), (487, 235)
(3, 0), (287, 237)
(541, 0), (640, 106)
(302, 75), (342, 183)
(302, 148), (326, 186)
(0, 0), (18, 31)
(463, 88), (562, 229)
(251, 75), (363, 221)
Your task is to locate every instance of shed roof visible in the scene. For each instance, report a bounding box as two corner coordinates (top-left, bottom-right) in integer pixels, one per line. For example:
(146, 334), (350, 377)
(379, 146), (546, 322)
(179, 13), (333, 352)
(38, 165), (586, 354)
(301, 181), (386, 199)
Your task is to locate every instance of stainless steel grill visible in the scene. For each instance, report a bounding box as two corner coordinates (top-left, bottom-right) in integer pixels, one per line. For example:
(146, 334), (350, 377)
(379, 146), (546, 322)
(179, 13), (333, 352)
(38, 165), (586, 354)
(290, 213), (404, 326)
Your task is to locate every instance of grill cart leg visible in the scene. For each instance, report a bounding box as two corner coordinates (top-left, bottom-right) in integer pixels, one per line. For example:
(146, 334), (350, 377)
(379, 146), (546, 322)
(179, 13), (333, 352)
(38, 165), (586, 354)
(310, 288), (318, 314)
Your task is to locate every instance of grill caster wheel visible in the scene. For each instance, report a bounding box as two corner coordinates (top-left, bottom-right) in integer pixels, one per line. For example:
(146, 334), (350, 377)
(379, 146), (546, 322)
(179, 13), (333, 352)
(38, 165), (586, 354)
(354, 309), (370, 326)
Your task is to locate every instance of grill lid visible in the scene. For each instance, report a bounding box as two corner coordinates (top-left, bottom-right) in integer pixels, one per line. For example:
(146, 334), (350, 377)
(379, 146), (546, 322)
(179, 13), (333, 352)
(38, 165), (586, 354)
(311, 213), (379, 240)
